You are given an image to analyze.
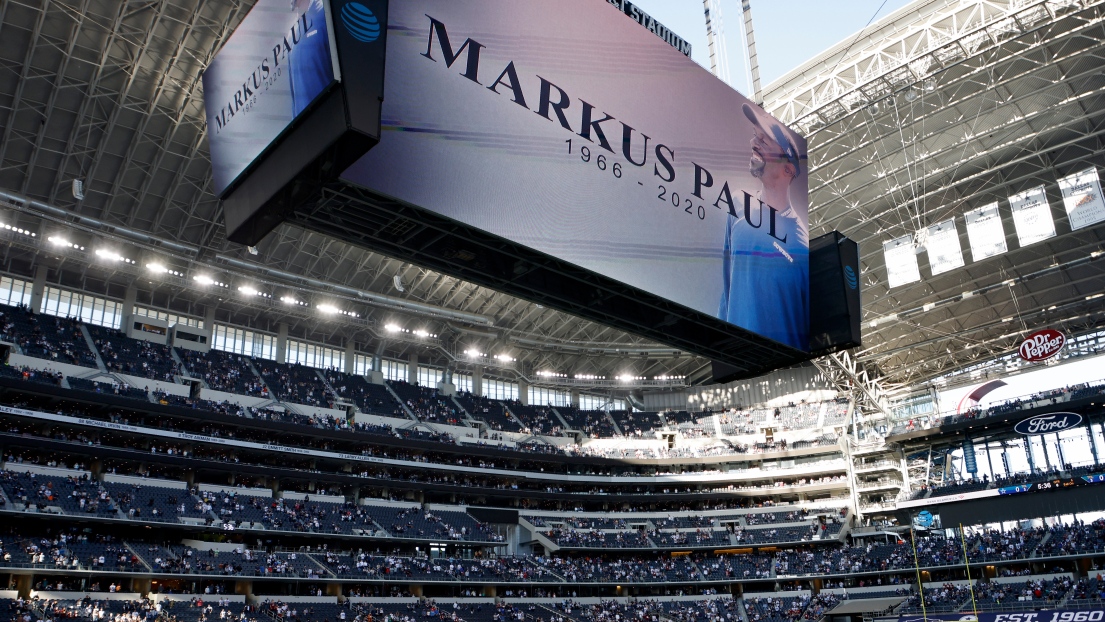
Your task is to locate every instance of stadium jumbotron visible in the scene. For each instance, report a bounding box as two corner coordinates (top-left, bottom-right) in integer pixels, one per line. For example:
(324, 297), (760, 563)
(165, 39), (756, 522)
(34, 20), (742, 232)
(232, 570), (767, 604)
(0, 0), (1101, 620)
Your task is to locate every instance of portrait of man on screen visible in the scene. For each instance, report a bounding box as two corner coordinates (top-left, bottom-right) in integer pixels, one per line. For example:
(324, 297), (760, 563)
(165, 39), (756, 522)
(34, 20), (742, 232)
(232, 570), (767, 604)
(717, 103), (810, 350)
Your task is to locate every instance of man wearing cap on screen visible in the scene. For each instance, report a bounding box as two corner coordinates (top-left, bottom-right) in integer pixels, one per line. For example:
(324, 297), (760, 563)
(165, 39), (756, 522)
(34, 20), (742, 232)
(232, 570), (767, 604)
(717, 103), (810, 350)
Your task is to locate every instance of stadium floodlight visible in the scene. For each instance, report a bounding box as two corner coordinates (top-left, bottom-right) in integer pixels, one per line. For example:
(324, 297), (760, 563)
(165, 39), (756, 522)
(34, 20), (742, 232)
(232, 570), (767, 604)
(319, 303), (357, 318)
(280, 296), (306, 306)
(413, 329), (430, 338)
(238, 286), (270, 298)
(95, 249), (136, 264)
(193, 275), (228, 287)
(536, 370), (569, 378)
(464, 349), (485, 358)
(494, 354), (516, 362)
(384, 323), (401, 333)
(147, 263), (185, 277)
(48, 236), (85, 250)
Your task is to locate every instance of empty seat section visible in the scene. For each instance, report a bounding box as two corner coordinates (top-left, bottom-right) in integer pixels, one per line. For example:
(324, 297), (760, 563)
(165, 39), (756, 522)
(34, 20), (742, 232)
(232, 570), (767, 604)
(387, 380), (464, 425)
(0, 306), (98, 367)
(0, 470), (114, 515)
(611, 410), (663, 436)
(86, 324), (179, 380)
(556, 406), (617, 437)
(67, 376), (149, 400)
(255, 362), (331, 406)
(454, 392), (520, 432)
(177, 349), (265, 395)
(101, 481), (206, 523)
(504, 401), (562, 435)
(322, 371), (405, 417)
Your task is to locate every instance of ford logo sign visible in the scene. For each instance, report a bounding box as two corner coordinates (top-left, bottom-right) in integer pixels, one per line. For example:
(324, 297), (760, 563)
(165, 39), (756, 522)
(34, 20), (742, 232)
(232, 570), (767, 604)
(1014, 412), (1082, 435)
(1018, 328), (1065, 362)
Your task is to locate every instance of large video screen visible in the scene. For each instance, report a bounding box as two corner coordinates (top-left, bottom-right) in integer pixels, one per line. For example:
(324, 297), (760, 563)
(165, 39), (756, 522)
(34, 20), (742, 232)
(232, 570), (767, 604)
(203, 0), (340, 197)
(339, 0), (810, 350)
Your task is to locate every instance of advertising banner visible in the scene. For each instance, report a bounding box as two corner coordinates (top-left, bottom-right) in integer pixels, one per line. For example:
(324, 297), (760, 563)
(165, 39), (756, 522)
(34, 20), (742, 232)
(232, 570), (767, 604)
(1013, 411), (1082, 435)
(964, 202), (1008, 261)
(925, 218), (965, 276)
(1059, 167), (1105, 231)
(203, 0), (340, 196)
(1009, 185), (1057, 248)
(883, 235), (921, 288)
(900, 608), (1105, 622)
(1018, 328), (1066, 362)
(338, 0), (810, 350)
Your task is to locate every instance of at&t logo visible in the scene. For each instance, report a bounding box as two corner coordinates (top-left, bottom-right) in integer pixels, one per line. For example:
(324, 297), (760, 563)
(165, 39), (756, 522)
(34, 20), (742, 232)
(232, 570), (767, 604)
(844, 265), (858, 290)
(341, 2), (380, 42)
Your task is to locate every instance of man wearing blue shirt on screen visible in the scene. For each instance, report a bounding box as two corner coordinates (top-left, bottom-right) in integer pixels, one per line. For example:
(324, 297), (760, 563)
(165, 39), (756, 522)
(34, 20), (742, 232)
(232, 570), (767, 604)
(718, 103), (810, 351)
(288, 0), (333, 117)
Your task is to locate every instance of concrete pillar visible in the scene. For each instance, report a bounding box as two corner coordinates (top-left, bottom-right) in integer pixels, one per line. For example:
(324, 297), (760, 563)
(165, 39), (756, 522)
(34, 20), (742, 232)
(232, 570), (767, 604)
(519, 378), (530, 406)
(132, 578), (151, 596)
(29, 265), (47, 312)
(571, 390), (580, 408)
(234, 580), (253, 598)
(276, 323), (288, 363)
(345, 340), (356, 374)
(1089, 423), (1101, 466)
(1024, 436), (1036, 473)
(204, 305), (216, 331)
(15, 573), (32, 599)
(123, 285), (137, 320)
(364, 354), (383, 384)
(408, 352), (418, 384)
(437, 368), (456, 396)
(472, 366), (483, 396)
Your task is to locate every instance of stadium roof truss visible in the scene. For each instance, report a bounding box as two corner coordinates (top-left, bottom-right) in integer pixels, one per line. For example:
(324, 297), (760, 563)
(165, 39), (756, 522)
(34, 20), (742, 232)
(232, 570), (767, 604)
(764, 0), (1105, 386)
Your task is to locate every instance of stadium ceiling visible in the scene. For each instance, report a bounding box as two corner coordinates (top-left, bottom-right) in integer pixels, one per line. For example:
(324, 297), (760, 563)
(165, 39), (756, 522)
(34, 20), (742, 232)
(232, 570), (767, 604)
(765, 0), (1105, 386)
(0, 0), (704, 385)
(0, 0), (1102, 390)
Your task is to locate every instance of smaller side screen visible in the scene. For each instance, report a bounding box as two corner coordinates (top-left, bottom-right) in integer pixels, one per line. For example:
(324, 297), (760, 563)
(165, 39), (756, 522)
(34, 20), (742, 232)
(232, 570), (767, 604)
(203, 0), (338, 196)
